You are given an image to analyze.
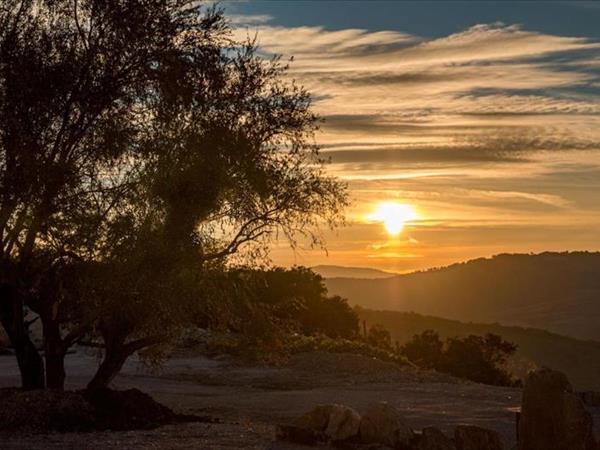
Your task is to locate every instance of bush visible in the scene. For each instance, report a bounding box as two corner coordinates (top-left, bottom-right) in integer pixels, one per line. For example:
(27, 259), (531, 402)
(287, 334), (412, 367)
(366, 324), (393, 350)
(400, 330), (518, 386)
(399, 329), (443, 370)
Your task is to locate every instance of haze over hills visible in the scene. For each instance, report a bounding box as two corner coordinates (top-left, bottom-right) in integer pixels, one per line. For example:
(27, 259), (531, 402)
(312, 265), (396, 279)
(325, 252), (600, 342)
(356, 308), (600, 391)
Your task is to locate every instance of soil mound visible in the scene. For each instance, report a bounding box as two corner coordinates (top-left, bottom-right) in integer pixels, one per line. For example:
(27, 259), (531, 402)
(0, 387), (206, 433)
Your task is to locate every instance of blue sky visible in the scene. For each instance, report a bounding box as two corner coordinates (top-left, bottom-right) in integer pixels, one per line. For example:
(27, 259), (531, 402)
(229, 1), (600, 39)
(223, 1), (600, 272)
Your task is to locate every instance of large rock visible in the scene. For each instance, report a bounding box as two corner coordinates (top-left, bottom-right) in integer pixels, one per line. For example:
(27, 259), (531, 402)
(278, 403), (360, 444)
(518, 368), (596, 450)
(359, 402), (413, 448)
(414, 427), (456, 450)
(325, 404), (361, 442)
(455, 425), (503, 450)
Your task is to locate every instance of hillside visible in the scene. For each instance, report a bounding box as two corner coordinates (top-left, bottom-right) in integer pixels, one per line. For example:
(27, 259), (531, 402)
(357, 308), (600, 391)
(325, 252), (600, 341)
(312, 265), (395, 279)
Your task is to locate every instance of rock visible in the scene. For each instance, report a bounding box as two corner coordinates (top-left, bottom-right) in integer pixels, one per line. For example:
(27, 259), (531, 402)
(413, 427), (456, 450)
(454, 425), (503, 450)
(292, 403), (334, 435)
(359, 402), (413, 448)
(518, 368), (596, 450)
(324, 404), (361, 442)
(415, 427), (456, 450)
(279, 403), (360, 444)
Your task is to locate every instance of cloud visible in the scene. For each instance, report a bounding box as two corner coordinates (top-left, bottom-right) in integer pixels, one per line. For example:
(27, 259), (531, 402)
(231, 16), (600, 270)
(229, 14), (273, 25)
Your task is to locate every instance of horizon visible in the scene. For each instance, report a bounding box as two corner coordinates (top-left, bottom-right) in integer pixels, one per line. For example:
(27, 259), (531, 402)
(226, 1), (600, 272)
(313, 249), (600, 276)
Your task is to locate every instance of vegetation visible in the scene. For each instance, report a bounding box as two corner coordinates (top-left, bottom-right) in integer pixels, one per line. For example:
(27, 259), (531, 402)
(400, 330), (518, 386)
(0, 1), (346, 390)
(356, 308), (600, 390)
(286, 334), (411, 367)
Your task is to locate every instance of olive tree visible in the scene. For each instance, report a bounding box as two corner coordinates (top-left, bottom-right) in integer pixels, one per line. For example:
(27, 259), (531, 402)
(0, 0), (346, 390)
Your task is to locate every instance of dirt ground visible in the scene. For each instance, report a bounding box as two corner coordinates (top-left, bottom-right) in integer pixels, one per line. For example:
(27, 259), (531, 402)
(0, 349), (597, 449)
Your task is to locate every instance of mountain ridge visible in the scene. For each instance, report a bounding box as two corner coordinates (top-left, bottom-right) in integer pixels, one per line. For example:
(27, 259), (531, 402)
(325, 251), (600, 341)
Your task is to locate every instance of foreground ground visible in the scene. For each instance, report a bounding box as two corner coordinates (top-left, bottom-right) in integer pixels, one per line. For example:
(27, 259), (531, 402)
(0, 349), (597, 449)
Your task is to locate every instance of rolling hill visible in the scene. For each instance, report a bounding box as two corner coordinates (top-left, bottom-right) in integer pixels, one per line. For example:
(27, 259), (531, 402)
(312, 265), (395, 279)
(325, 252), (600, 341)
(356, 308), (600, 391)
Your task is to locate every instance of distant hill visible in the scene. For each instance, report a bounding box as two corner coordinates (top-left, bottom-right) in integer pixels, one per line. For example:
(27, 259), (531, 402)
(325, 252), (600, 341)
(357, 308), (600, 391)
(312, 265), (395, 279)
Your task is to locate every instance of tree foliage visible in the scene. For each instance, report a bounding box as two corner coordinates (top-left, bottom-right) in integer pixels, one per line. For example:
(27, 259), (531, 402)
(191, 267), (359, 343)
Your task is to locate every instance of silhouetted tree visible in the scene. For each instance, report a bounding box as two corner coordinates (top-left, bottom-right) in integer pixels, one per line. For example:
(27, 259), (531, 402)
(400, 329), (443, 369)
(400, 330), (518, 386)
(367, 324), (392, 350)
(0, 1), (346, 390)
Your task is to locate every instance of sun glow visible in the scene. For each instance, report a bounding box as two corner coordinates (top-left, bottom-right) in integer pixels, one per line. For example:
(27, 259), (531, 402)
(367, 202), (418, 236)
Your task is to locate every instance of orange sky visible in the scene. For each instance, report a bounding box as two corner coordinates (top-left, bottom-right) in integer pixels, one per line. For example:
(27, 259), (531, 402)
(230, 9), (600, 272)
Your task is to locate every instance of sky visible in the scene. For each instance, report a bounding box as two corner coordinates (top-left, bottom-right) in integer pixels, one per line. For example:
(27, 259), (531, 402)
(224, 1), (600, 273)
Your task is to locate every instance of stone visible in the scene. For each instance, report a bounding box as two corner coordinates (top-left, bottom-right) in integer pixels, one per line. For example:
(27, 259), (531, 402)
(414, 427), (456, 450)
(518, 368), (596, 450)
(292, 404), (334, 434)
(279, 403), (361, 444)
(359, 401), (413, 448)
(324, 404), (361, 442)
(454, 425), (503, 450)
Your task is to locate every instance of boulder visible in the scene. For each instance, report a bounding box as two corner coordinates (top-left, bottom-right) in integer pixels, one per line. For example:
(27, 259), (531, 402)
(324, 404), (361, 442)
(518, 368), (596, 450)
(359, 402), (413, 448)
(293, 403), (334, 435)
(454, 425), (503, 450)
(278, 403), (360, 444)
(414, 427), (456, 450)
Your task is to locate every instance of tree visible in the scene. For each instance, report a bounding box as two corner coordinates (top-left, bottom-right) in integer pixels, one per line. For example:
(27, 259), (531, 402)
(367, 324), (392, 350)
(440, 334), (517, 386)
(400, 329), (443, 369)
(251, 267), (359, 339)
(400, 330), (518, 386)
(0, 1), (346, 390)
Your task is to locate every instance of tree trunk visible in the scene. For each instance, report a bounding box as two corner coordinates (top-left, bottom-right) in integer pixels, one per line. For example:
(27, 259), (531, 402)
(0, 283), (45, 389)
(42, 316), (66, 389)
(86, 346), (128, 391)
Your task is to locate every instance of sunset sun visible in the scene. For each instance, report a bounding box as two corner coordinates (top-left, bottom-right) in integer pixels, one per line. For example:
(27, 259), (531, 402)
(367, 202), (418, 237)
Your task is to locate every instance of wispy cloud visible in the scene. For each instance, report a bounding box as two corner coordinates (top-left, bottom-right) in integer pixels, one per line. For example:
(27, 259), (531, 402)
(231, 15), (600, 270)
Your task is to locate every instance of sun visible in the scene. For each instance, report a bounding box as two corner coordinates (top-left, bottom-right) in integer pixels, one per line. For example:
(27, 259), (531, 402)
(367, 202), (418, 237)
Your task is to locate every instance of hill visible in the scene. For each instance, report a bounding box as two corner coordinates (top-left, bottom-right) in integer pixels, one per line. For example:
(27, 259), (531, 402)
(356, 308), (600, 391)
(312, 265), (395, 279)
(325, 252), (600, 341)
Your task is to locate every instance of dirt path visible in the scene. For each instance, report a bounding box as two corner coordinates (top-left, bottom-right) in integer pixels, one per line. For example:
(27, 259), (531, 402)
(0, 350), (595, 449)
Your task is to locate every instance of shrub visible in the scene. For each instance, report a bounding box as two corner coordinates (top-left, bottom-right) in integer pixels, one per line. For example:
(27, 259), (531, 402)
(286, 334), (412, 367)
(400, 330), (518, 386)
